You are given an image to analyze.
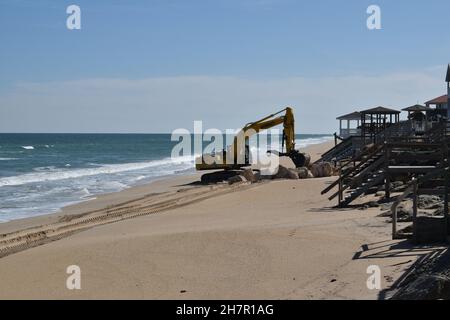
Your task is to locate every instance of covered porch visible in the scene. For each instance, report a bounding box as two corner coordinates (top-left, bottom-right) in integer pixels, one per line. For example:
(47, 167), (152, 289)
(360, 106), (401, 144)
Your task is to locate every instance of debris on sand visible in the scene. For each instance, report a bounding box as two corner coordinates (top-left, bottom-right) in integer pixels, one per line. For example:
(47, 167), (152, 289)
(418, 195), (443, 210)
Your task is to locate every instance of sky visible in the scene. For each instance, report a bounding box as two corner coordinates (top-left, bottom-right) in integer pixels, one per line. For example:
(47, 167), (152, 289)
(0, 0), (449, 134)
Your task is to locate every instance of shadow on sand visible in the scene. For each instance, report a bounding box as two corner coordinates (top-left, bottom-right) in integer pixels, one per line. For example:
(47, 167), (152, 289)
(353, 239), (450, 299)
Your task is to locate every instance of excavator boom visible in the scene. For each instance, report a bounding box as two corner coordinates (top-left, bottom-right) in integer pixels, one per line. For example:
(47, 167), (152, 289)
(196, 107), (305, 171)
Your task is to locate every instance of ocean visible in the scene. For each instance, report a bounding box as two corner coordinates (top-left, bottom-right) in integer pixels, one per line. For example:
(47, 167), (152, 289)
(0, 133), (332, 222)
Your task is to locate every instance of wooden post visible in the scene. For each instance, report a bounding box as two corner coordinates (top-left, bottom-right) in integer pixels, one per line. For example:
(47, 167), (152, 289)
(392, 202), (397, 240)
(361, 113), (365, 145)
(412, 178), (418, 242)
(444, 144), (449, 238)
(444, 168), (449, 238)
(384, 143), (390, 200)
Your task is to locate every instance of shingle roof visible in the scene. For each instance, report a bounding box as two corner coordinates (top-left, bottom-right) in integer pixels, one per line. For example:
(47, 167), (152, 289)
(360, 106), (400, 114)
(402, 104), (431, 112)
(425, 95), (448, 105)
(336, 111), (363, 120)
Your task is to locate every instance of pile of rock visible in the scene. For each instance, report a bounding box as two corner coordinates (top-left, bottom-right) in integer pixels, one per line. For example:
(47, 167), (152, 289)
(227, 161), (336, 184)
(227, 168), (266, 185)
(378, 195), (445, 222)
(379, 201), (414, 222)
(272, 166), (314, 180)
(202, 152), (338, 185)
(418, 195), (443, 210)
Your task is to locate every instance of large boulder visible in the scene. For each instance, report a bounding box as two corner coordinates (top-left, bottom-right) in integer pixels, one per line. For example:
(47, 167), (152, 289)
(311, 162), (333, 178)
(274, 165), (299, 180)
(322, 162), (333, 177)
(295, 167), (309, 179)
(241, 168), (258, 183)
(287, 168), (300, 180)
(310, 164), (320, 177)
(227, 175), (247, 185)
(303, 153), (311, 168)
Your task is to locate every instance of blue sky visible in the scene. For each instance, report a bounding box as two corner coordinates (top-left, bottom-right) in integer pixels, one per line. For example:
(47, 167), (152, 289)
(0, 0), (449, 133)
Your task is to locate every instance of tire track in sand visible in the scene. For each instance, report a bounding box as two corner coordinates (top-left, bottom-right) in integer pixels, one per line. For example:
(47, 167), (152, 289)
(0, 181), (258, 259)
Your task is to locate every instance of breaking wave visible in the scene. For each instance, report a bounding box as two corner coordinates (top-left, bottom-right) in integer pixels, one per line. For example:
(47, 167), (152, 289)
(0, 155), (195, 187)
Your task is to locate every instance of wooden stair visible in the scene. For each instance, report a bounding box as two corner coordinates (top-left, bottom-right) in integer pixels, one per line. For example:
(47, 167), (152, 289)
(322, 143), (385, 206)
(340, 170), (385, 207)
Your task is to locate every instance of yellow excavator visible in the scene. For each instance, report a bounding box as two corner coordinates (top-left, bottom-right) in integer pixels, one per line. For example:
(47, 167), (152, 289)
(195, 107), (307, 172)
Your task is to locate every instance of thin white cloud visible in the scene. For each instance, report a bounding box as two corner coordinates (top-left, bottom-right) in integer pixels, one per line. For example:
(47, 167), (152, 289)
(0, 68), (447, 133)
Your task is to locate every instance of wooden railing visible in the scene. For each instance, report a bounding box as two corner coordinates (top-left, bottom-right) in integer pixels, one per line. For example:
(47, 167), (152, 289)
(391, 166), (449, 240)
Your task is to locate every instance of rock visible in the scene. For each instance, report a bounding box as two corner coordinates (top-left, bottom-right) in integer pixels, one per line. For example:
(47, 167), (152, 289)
(274, 165), (290, 179)
(227, 175), (247, 185)
(279, 156), (296, 169)
(379, 201), (413, 222)
(241, 169), (258, 183)
(310, 164), (321, 177)
(331, 166), (340, 176)
(295, 167), (309, 179)
(368, 201), (380, 208)
(375, 191), (385, 197)
(418, 195), (442, 209)
(322, 162), (333, 177)
(392, 181), (404, 188)
(393, 185), (407, 192)
(287, 168), (300, 180)
(272, 165), (299, 180)
(397, 203), (413, 221)
(303, 153), (311, 168)
(311, 162), (333, 178)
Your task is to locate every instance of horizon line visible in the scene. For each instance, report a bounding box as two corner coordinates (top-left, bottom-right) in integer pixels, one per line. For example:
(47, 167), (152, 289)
(0, 132), (333, 136)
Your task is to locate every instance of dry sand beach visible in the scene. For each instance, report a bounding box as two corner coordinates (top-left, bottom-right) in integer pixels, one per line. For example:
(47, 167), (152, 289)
(0, 141), (437, 299)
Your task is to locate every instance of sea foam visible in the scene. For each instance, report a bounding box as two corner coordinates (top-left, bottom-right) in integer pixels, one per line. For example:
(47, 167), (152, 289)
(0, 155), (195, 187)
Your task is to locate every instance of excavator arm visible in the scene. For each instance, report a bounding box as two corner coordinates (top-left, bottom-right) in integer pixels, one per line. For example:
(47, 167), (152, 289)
(196, 107), (306, 170)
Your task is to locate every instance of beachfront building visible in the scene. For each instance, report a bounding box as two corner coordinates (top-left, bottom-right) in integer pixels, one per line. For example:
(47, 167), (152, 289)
(336, 111), (363, 139)
(401, 104), (431, 135)
(360, 106), (401, 144)
(425, 95), (448, 121)
(423, 64), (450, 121)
